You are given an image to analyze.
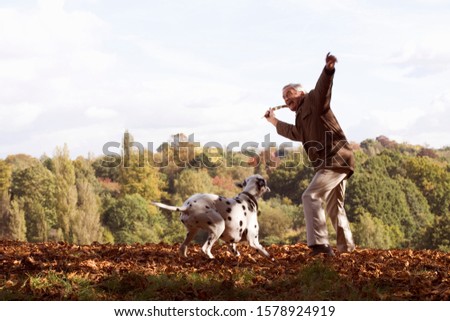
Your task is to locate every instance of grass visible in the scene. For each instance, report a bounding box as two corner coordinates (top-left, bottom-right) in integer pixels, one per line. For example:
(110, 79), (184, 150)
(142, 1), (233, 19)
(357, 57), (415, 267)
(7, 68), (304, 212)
(4, 241), (445, 301)
(1, 261), (387, 300)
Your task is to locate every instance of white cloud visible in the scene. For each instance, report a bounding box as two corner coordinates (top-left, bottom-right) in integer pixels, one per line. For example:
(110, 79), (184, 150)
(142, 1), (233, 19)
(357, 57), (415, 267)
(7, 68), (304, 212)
(348, 90), (450, 148)
(369, 107), (426, 131)
(388, 31), (450, 77)
(1, 0), (450, 158)
(0, 103), (43, 132)
(85, 106), (118, 119)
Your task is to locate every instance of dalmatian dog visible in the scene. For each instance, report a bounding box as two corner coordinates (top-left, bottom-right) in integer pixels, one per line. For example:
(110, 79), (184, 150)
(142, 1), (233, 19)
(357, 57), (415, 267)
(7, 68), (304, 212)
(152, 174), (271, 259)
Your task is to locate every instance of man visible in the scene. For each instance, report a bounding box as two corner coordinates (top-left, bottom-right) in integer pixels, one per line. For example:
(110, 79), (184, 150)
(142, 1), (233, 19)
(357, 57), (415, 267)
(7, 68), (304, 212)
(265, 52), (355, 256)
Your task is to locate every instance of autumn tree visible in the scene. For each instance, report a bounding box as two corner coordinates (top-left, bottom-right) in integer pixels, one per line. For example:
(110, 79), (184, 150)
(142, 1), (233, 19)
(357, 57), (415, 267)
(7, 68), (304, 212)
(352, 210), (403, 249)
(360, 138), (384, 156)
(267, 159), (314, 203)
(258, 198), (301, 244)
(5, 154), (40, 171)
(10, 163), (57, 242)
(0, 160), (12, 238)
(103, 194), (168, 244)
(71, 157), (103, 244)
(173, 169), (213, 201)
(404, 156), (450, 216)
(52, 145), (78, 242)
(424, 212), (450, 251)
(119, 151), (166, 206)
(92, 155), (121, 182)
(258, 205), (291, 244)
(6, 200), (27, 241)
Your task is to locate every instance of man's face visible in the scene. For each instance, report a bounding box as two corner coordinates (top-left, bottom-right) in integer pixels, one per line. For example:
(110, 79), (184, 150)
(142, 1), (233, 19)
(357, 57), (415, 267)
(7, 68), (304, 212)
(282, 87), (304, 112)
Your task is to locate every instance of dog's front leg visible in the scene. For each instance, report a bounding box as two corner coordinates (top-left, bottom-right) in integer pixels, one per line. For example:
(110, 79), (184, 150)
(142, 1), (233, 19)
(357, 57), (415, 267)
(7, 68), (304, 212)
(228, 243), (240, 257)
(253, 242), (270, 258)
(247, 230), (270, 258)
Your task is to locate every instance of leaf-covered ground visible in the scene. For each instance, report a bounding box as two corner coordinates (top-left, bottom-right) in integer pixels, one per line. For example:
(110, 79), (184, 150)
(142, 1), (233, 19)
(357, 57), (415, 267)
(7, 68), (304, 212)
(0, 240), (449, 300)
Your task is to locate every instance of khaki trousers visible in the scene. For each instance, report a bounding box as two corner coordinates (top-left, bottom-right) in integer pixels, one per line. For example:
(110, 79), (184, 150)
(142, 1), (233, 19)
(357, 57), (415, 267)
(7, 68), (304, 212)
(302, 169), (355, 252)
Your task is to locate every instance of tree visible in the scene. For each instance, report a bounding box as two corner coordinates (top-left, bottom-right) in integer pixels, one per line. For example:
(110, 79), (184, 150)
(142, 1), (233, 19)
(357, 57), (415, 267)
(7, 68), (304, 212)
(0, 160), (11, 195)
(11, 164), (57, 242)
(71, 157), (103, 244)
(396, 176), (433, 248)
(119, 151), (166, 205)
(173, 169), (213, 201)
(103, 194), (167, 244)
(424, 212), (450, 251)
(0, 160), (12, 238)
(267, 160), (314, 204)
(257, 197), (306, 244)
(353, 210), (403, 249)
(6, 199), (27, 241)
(258, 206), (291, 244)
(5, 154), (40, 171)
(404, 156), (450, 216)
(52, 145), (78, 242)
(92, 155), (121, 182)
(360, 139), (384, 156)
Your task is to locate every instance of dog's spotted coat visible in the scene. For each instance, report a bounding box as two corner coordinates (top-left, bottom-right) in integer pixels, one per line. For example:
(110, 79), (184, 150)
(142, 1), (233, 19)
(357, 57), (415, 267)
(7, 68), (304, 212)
(153, 175), (270, 259)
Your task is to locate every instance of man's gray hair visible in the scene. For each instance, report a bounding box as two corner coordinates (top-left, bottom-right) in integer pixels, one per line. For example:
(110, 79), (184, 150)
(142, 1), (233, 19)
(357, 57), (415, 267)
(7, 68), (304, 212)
(283, 83), (306, 93)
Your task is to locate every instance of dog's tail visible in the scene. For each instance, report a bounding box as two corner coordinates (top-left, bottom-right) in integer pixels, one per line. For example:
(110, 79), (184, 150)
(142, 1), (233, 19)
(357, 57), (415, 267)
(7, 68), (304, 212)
(151, 201), (188, 212)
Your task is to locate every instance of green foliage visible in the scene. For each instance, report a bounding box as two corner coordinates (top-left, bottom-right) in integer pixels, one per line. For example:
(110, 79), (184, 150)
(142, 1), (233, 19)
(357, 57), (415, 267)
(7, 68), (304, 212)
(404, 156), (450, 216)
(72, 157), (103, 244)
(103, 194), (148, 232)
(5, 154), (40, 171)
(92, 155), (121, 182)
(158, 211), (186, 244)
(0, 160), (12, 195)
(72, 180), (103, 244)
(2, 135), (450, 251)
(353, 210), (403, 249)
(346, 172), (409, 228)
(0, 162), (13, 239)
(11, 164), (57, 242)
(345, 150), (444, 249)
(396, 176), (433, 247)
(258, 198), (305, 244)
(1, 193), (26, 240)
(424, 212), (450, 251)
(258, 203), (291, 244)
(119, 151), (166, 203)
(173, 169), (213, 200)
(360, 139), (384, 156)
(267, 160), (313, 202)
(52, 145), (78, 242)
(102, 194), (169, 244)
(5, 199), (27, 241)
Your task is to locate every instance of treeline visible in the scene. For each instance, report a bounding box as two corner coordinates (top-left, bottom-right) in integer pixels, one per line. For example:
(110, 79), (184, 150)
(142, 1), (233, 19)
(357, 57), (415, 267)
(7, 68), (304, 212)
(0, 134), (449, 251)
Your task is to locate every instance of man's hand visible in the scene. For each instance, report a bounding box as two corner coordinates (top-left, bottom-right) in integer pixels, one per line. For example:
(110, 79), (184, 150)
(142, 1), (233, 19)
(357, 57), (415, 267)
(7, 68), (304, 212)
(325, 52), (338, 70)
(265, 108), (278, 126)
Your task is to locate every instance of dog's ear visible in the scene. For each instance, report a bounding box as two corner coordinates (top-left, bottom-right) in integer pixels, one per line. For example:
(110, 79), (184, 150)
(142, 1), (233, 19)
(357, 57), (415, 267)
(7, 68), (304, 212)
(235, 180), (247, 189)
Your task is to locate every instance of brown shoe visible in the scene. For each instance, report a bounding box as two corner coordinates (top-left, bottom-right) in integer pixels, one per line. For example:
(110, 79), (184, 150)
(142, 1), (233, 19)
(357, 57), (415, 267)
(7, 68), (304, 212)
(310, 244), (335, 257)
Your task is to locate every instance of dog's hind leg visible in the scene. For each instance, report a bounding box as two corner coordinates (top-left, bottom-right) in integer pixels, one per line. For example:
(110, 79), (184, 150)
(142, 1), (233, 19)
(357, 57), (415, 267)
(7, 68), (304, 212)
(201, 212), (225, 259)
(179, 229), (198, 257)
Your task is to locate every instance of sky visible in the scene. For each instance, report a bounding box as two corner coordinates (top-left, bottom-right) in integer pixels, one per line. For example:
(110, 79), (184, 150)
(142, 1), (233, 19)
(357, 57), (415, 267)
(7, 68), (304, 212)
(1, 0), (450, 159)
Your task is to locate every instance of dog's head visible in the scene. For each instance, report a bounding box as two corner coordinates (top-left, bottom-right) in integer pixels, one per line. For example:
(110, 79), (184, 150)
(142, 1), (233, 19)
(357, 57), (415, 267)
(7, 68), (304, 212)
(235, 174), (270, 198)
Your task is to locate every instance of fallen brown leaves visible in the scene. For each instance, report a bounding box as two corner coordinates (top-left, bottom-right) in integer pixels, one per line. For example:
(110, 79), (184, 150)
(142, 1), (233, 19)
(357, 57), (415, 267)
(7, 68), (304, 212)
(0, 240), (449, 300)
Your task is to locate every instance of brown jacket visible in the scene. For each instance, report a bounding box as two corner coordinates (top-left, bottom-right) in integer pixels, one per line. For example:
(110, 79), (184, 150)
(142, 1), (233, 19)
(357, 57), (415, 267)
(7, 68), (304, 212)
(276, 67), (355, 177)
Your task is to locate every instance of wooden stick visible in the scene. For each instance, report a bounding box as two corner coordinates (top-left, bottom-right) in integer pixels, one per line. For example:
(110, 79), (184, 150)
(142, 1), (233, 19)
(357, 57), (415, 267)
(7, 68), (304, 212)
(263, 105), (288, 118)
